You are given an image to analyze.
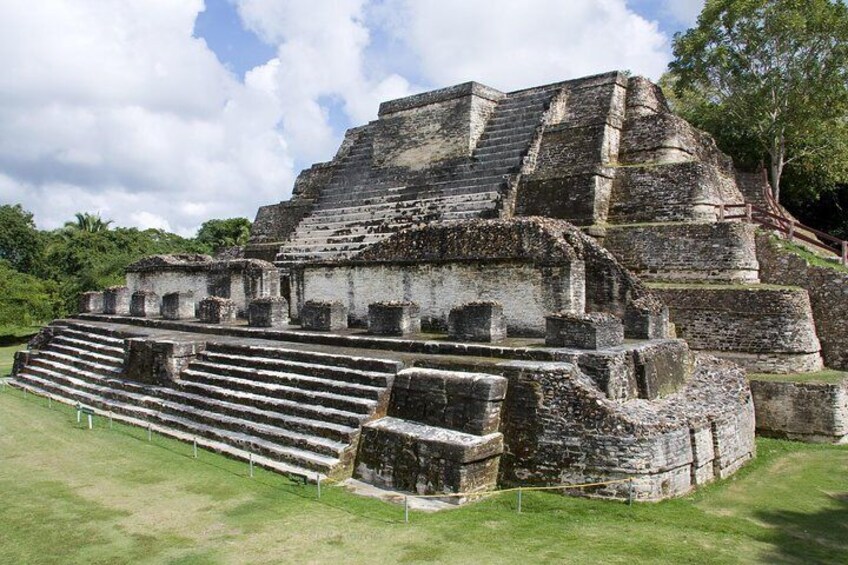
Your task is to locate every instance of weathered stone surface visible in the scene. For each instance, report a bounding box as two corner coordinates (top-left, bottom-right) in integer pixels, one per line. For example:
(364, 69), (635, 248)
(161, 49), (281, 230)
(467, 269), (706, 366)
(368, 302), (421, 336)
(300, 300), (348, 331)
(130, 291), (159, 318)
(198, 297), (238, 324)
(103, 286), (130, 315)
(390, 368), (507, 435)
(756, 233), (848, 370)
(448, 301), (507, 342)
(653, 285), (823, 373)
(624, 297), (670, 340)
(248, 296), (289, 327)
(496, 355), (755, 500)
(79, 291), (104, 314)
(545, 312), (623, 349)
(161, 292), (195, 320)
(749, 377), (848, 443)
(124, 338), (205, 384)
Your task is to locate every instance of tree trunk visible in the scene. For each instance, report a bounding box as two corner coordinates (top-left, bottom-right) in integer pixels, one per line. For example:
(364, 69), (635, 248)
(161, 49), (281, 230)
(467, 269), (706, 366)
(769, 135), (786, 204)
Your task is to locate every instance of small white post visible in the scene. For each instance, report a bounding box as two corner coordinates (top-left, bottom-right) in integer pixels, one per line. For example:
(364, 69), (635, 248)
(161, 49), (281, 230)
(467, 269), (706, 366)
(249, 453), (254, 478)
(788, 220), (795, 242)
(745, 203), (753, 221)
(193, 437), (198, 459)
(404, 496), (409, 524)
(47, 396), (52, 409)
(842, 241), (847, 267)
(87, 413), (93, 430)
(76, 404), (82, 424)
(109, 411), (113, 429)
(147, 424), (152, 442)
(316, 474), (322, 499)
(517, 487), (522, 514)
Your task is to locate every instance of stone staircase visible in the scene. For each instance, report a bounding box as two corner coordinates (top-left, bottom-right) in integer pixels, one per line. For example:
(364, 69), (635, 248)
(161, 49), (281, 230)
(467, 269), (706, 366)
(276, 86), (561, 263)
(10, 322), (401, 480)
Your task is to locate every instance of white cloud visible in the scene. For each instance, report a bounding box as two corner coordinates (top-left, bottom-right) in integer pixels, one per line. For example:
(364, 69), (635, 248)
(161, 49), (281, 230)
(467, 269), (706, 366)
(376, 0), (671, 91)
(661, 0), (704, 28)
(0, 0), (675, 236)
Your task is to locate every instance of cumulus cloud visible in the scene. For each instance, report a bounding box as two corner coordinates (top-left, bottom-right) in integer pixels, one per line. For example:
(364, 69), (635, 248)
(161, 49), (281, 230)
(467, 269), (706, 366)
(0, 0), (675, 235)
(661, 0), (704, 28)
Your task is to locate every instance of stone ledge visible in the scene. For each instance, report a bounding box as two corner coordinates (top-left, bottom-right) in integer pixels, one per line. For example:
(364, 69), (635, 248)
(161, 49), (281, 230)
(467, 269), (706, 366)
(362, 417), (504, 463)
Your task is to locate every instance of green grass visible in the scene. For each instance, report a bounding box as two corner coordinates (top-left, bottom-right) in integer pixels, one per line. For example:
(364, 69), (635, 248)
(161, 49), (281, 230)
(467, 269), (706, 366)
(749, 370), (848, 384)
(0, 343), (25, 376)
(0, 391), (846, 564)
(774, 237), (848, 274)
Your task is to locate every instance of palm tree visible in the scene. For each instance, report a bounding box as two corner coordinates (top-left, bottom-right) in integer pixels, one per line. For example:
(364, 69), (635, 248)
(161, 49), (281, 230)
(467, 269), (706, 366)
(64, 212), (113, 233)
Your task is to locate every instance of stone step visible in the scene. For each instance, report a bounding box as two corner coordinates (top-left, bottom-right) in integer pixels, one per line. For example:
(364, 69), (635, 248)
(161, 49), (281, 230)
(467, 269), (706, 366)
(175, 379), (368, 428)
(49, 340), (125, 368)
(32, 351), (123, 379)
(154, 386), (359, 444)
(205, 342), (402, 374)
(180, 369), (378, 415)
(188, 359), (386, 401)
(23, 360), (146, 396)
(296, 195), (500, 227)
(58, 326), (127, 348)
(11, 373), (338, 474)
(306, 190), (501, 219)
(316, 175), (506, 203)
(200, 351), (394, 387)
(51, 333), (125, 359)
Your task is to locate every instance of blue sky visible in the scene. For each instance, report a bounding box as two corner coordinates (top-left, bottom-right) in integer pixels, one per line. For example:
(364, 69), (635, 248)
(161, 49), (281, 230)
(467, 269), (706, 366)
(0, 0), (703, 234)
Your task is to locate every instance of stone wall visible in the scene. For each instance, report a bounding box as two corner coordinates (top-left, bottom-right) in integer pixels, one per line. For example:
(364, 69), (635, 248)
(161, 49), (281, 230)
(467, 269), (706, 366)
(295, 261), (584, 336)
(756, 233), (848, 370)
(125, 255), (280, 317)
(749, 377), (848, 443)
(653, 285), (823, 373)
(495, 355), (755, 500)
(603, 222), (760, 283)
(374, 82), (504, 170)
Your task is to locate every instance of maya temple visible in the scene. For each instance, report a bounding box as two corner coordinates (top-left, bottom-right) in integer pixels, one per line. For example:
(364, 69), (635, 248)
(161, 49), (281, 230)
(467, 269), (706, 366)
(11, 71), (848, 502)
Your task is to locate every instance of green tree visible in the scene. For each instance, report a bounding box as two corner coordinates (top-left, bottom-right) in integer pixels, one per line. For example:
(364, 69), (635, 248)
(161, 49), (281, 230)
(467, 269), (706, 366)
(64, 212), (114, 233)
(0, 261), (57, 328)
(669, 0), (848, 203)
(195, 217), (252, 253)
(0, 204), (43, 274)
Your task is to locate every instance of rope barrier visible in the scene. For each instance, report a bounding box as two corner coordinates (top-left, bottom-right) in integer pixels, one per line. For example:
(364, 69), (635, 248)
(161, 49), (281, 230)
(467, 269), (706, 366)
(402, 478), (634, 499)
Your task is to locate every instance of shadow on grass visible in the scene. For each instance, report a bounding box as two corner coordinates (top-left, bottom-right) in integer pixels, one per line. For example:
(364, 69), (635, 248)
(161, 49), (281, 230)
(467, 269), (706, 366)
(756, 492), (848, 564)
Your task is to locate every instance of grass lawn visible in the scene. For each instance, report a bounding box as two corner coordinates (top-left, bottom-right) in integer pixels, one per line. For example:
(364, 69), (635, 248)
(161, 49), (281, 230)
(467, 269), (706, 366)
(0, 390), (846, 564)
(0, 343), (25, 376)
(749, 370), (848, 384)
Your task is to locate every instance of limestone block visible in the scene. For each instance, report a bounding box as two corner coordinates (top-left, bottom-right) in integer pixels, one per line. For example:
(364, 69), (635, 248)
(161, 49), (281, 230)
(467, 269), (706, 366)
(103, 286), (130, 315)
(749, 378), (848, 443)
(448, 301), (506, 342)
(130, 291), (159, 318)
(355, 417), (503, 499)
(390, 368), (507, 435)
(161, 291), (195, 320)
(301, 300), (348, 331)
(124, 338), (205, 384)
(198, 297), (238, 324)
(248, 297), (289, 328)
(368, 302), (421, 336)
(624, 298), (670, 340)
(78, 291), (104, 314)
(545, 312), (624, 349)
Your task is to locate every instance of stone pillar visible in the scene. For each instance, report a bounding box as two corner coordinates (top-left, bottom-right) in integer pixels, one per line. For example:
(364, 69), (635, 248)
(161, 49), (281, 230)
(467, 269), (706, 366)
(301, 300), (348, 331)
(448, 301), (507, 342)
(161, 292), (195, 320)
(103, 286), (130, 315)
(368, 302), (421, 336)
(545, 312), (624, 349)
(130, 291), (159, 318)
(78, 291), (104, 314)
(248, 297), (289, 328)
(624, 297), (670, 339)
(198, 297), (238, 324)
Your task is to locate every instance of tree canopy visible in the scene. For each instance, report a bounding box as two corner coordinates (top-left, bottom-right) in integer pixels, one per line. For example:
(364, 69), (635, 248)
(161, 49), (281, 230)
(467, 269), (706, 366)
(195, 218), (252, 252)
(0, 204), (44, 274)
(669, 0), (848, 203)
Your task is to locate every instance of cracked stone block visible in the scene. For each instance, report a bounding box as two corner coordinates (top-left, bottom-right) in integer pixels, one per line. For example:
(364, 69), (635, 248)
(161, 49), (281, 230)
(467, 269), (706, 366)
(198, 296), (238, 324)
(161, 291), (195, 320)
(103, 286), (130, 315)
(79, 291), (104, 314)
(248, 296), (289, 327)
(546, 312), (624, 349)
(448, 301), (506, 342)
(368, 302), (421, 336)
(301, 300), (348, 331)
(130, 291), (159, 318)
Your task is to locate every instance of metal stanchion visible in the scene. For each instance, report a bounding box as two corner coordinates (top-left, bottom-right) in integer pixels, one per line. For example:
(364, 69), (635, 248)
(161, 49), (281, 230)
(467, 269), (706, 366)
(517, 487), (522, 514)
(628, 478), (634, 506)
(147, 424), (152, 442)
(249, 453), (254, 478)
(404, 496), (409, 524)
(316, 474), (322, 499)
(193, 437), (198, 459)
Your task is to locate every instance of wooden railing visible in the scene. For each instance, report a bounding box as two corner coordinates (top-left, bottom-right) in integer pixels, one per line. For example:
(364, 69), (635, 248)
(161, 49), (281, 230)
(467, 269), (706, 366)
(716, 202), (848, 266)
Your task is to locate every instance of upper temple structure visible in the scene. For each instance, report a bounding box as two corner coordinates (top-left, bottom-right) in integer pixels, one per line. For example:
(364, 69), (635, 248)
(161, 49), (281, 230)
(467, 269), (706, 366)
(11, 72), (848, 504)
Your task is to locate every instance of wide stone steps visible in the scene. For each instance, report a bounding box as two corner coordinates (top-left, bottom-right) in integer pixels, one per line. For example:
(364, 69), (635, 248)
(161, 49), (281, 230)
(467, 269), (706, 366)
(180, 369), (378, 415)
(187, 360), (385, 400)
(11, 373), (339, 474)
(314, 175), (506, 205)
(48, 340), (124, 369)
(205, 342), (402, 374)
(32, 350), (123, 379)
(306, 190), (501, 220)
